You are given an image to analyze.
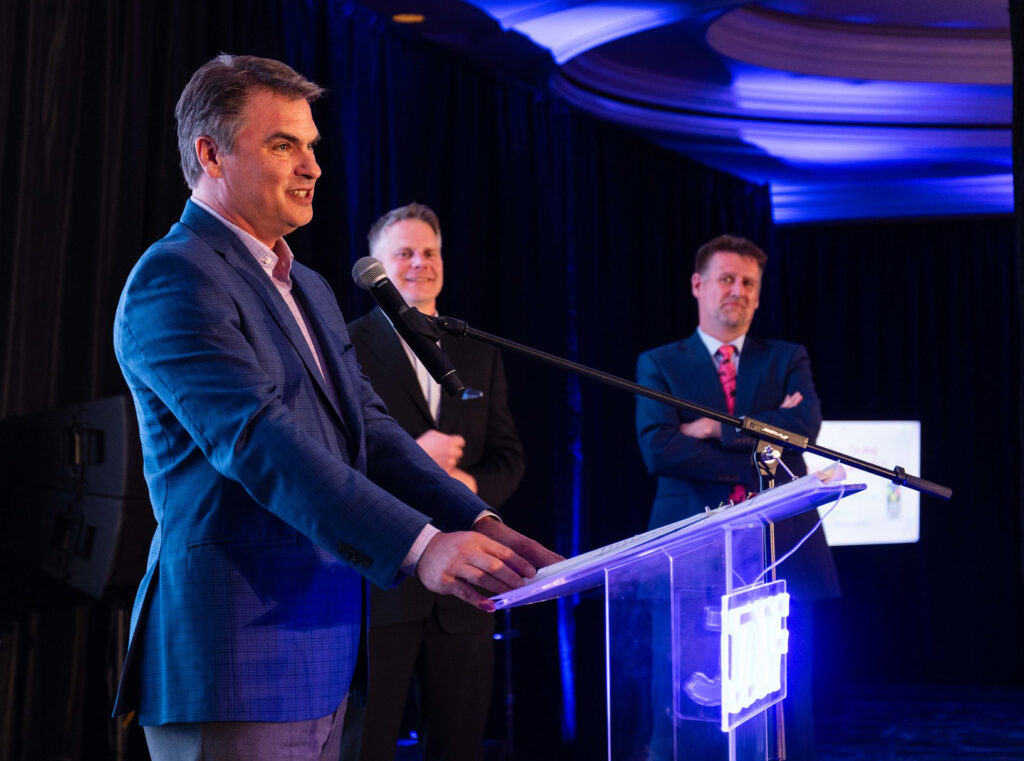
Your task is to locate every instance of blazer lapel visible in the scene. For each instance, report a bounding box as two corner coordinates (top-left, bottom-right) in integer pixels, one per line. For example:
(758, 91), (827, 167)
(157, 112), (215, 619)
(291, 270), (365, 439)
(228, 249), (346, 408)
(677, 333), (728, 411)
(362, 309), (434, 424)
(734, 337), (768, 417)
(435, 335), (467, 431)
(180, 202), (351, 438)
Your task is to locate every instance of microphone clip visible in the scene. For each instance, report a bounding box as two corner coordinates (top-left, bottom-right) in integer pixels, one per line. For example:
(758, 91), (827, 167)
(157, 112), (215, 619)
(397, 304), (445, 343)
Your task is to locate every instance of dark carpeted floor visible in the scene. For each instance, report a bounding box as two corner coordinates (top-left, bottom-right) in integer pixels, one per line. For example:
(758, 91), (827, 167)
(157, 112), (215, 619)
(393, 682), (1024, 759)
(817, 684), (1024, 761)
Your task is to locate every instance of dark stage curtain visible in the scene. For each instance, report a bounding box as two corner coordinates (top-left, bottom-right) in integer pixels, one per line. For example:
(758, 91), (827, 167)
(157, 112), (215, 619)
(1, 1), (770, 758)
(1011, 0), (1024, 619)
(0, 0), (309, 418)
(773, 217), (1022, 690)
(6, 2), (1021, 760)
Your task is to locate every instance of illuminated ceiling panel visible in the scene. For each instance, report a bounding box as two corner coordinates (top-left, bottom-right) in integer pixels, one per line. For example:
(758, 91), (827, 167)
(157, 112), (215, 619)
(465, 1), (695, 63)
(707, 5), (1011, 84)
(362, 0), (1012, 222)
(770, 175), (1013, 223)
(544, 1), (1012, 222)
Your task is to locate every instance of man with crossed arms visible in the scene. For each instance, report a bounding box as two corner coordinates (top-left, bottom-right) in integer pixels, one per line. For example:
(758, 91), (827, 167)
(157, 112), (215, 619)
(636, 234), (839, 761)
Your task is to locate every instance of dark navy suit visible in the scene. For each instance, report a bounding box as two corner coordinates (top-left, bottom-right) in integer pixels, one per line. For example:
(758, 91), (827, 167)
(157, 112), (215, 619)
(112, 201), (488, 725)
(636, 331), (838, 601)
(636, 330), (839, 760)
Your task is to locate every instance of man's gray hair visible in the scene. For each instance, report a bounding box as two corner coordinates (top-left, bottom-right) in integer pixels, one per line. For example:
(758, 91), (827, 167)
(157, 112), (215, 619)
(175, 54), (325, 188)
(367, 203), (443, 254)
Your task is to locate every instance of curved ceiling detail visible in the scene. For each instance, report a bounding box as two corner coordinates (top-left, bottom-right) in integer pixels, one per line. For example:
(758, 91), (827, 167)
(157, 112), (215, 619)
(358, 0), (1013, 222)
(557, 50), (1011, 125)
(707, 5), (1011, 85)
(544, 1), (1013, 221)
(470, 1), (696, 64)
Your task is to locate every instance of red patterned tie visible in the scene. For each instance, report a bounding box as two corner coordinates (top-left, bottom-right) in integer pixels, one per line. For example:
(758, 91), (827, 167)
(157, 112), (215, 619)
(716, 345), (737, 415)
(716, 345), (748, 504)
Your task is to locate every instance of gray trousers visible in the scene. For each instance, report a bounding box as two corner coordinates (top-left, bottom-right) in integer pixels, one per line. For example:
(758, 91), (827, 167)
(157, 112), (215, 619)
(143, 698), (348, 761)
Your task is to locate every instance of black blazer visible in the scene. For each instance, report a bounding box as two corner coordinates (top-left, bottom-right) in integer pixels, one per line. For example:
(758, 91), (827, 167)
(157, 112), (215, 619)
(349, 306), (526, 631)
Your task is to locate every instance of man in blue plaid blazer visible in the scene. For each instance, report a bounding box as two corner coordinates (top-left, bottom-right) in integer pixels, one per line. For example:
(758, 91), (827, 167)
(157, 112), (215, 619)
(112, 55), (558, 761)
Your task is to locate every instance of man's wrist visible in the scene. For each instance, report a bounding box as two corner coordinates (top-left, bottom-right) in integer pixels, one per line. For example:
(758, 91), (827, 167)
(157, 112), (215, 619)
(473, 510), (500, 525)
(402, 510), (499, 576)
(401, 524), (441, 575)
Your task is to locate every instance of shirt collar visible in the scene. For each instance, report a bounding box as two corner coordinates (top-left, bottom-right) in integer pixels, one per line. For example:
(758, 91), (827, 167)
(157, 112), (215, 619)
(696, 326), (746, 358)
(191, 195), (295, 282)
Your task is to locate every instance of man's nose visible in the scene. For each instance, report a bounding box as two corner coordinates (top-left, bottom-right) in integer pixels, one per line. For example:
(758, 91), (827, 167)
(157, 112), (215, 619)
(298, 152), (321, 180)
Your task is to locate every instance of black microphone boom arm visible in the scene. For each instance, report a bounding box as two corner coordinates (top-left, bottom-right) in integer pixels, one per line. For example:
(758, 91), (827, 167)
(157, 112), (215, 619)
(430, 315), (952, 500)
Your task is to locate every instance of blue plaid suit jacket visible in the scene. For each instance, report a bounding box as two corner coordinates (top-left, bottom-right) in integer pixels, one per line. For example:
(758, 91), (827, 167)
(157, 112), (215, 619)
(112, 201), (485, 724)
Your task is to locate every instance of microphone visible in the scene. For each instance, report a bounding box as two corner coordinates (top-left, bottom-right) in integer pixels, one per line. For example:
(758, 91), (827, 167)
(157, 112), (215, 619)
(352, 256), (467, 397)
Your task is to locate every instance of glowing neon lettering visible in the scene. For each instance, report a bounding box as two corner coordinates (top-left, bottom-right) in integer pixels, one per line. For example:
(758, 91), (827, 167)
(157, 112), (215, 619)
(721, 590), (790, 718)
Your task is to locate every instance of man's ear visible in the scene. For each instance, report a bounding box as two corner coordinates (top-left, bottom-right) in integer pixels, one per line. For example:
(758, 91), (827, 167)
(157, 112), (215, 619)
(691, 271), (702, 298)
(195, 135), (224, 179)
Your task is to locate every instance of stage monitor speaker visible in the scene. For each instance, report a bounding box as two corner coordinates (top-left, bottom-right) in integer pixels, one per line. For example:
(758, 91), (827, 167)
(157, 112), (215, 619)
(0, 395), (154, 605)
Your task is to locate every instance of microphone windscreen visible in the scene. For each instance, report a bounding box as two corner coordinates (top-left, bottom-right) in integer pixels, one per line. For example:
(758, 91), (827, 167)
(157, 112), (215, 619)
(351, 256), (387, 290)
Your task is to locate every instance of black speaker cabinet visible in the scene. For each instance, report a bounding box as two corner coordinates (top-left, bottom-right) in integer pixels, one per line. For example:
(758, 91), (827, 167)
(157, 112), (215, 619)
(0, 395), (154, 605)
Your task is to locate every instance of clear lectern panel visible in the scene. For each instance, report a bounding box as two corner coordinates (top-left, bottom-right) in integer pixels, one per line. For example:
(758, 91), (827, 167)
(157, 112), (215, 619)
(489, 468), (860, 761)
(605, 518), (779, 761)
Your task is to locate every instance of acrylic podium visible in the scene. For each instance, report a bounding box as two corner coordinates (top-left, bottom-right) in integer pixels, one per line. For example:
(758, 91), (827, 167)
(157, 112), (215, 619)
(491, 466), (863, 761)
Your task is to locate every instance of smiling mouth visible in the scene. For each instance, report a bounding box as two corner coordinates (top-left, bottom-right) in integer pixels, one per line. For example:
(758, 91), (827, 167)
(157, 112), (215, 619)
(289, 189), (312, 198)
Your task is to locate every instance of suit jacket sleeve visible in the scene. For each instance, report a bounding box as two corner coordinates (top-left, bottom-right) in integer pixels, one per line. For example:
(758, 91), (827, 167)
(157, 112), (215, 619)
(636, 349), (753, 484)
(635, 340), (821, 485)
(459, 348), (525, 508)
(719, 343), (822, 452)
(115, 246), (483, 590)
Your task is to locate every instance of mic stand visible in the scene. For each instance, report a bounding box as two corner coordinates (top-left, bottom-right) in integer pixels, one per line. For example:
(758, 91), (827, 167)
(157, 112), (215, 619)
(430, 315), (952, 500)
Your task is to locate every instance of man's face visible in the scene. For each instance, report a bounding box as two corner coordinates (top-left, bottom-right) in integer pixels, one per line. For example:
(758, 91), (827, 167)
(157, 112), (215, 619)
(204, 89), (321, 247)
(371, 218), (443, 311)
(691, 251), (762, 340)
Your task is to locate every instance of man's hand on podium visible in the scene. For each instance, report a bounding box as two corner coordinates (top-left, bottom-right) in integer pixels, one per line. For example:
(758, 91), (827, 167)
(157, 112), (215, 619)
(474, 516), (564, 572)
(417, 529), (535, 612)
